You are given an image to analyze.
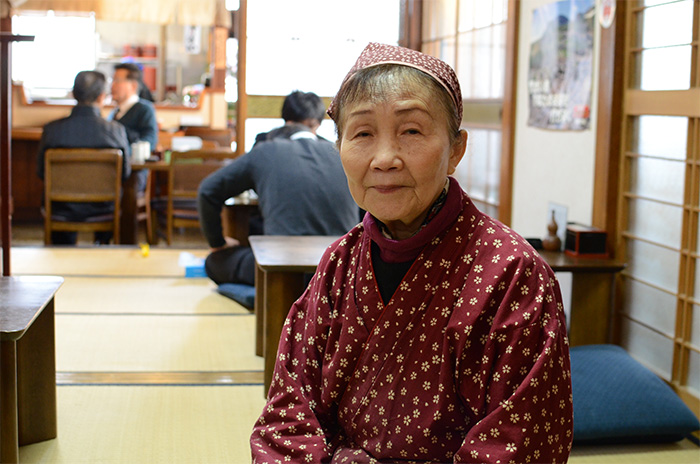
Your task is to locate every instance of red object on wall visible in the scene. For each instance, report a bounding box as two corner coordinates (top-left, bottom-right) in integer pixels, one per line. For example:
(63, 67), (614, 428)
(139, 44), (157, 92)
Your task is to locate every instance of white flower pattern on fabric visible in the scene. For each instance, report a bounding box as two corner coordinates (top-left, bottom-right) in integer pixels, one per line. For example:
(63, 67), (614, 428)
(251, 187), (573, 464)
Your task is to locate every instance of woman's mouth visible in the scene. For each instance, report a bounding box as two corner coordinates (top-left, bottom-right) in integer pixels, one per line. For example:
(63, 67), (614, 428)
(372, 185), (403, 194)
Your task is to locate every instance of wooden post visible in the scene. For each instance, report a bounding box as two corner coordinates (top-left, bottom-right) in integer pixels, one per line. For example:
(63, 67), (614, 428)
(399, 0), (422, 51)
(0, 32), (34, 277)
(235, 0), (247, 157)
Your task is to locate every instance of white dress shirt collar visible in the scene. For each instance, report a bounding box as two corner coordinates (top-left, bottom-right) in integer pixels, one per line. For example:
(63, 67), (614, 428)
(115, 94), (140, 120)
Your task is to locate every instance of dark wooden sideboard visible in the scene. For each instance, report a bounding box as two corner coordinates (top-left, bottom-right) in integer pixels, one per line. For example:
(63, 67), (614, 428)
(9, 127), (43, 222)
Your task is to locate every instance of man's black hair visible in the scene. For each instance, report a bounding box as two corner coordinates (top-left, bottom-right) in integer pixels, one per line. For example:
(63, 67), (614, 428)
(282, 91), (326, 124)
(114, 62), (142, 81)
(73, 70), (107, 105)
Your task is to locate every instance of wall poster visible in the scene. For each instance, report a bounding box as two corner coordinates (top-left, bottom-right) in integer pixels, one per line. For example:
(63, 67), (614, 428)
(528, 0), (595, 130)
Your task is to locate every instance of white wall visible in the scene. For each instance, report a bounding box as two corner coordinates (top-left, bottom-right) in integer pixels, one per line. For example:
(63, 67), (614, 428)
(510, 0), (601, 239)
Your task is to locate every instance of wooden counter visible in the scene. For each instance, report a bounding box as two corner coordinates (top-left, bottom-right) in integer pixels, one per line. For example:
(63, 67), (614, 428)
(9, 79), (227, 223)
(10, 127), (43, 222)
(11, 83), (226, 130)
(10, 127), (41, 141)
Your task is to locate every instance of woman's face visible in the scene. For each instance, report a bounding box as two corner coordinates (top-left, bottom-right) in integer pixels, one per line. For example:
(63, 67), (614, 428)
(339, 91), (467, 240)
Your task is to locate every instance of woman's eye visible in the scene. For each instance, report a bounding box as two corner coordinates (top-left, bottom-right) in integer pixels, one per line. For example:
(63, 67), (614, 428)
(404, 128), (421, 135)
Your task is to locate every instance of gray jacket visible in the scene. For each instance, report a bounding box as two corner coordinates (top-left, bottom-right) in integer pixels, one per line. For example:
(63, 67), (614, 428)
(197, 125), (359, 248)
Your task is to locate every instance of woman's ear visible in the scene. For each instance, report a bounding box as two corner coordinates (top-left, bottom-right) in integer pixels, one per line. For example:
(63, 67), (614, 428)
(447, 129), (468, 175)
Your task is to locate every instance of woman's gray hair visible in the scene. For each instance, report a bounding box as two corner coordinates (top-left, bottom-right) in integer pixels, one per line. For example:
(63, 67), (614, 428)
(332, 64), (461, 146)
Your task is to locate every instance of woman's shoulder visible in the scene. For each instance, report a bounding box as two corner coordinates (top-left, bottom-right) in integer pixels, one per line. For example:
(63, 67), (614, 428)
(318, 224), (366, 267)
(457, 203), (549, 273)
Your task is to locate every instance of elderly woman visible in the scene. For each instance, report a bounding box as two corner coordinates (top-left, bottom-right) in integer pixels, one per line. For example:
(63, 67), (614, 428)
(251, 43), (573, 463)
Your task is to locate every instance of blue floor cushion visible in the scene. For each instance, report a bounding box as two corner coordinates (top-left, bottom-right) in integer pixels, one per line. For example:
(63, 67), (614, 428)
(571, 344), (700, 444)
(217, 283), (255, 309)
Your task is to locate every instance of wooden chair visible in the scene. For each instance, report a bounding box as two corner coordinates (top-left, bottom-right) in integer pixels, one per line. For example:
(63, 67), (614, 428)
(43, 148), (123, 245)
(163, 149), (236, 245)
(137, 170), (155, 243)
(183, 126), (235, 149)
(169, 136), (219, 152)
(156, 130), (184, 153)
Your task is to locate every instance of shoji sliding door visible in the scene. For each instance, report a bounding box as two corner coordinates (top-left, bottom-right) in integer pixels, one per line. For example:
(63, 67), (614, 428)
(617, 0), (699, 409)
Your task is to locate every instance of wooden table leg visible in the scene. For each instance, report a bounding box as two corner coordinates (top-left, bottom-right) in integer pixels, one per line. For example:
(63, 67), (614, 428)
(120, 171), (139, 245)
(1, 340), (19, 464)
(17, 297), (57, 446)
(255, 263), (265, 357)
(263, 271), (305, 396)
(568, 272), (615, 346)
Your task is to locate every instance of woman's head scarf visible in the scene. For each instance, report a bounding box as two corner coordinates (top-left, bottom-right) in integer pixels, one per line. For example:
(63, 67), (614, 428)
(327, 42), (462, 123)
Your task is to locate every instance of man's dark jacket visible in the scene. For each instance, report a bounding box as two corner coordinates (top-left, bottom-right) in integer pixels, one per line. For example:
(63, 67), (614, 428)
(37, 104), (130, 221)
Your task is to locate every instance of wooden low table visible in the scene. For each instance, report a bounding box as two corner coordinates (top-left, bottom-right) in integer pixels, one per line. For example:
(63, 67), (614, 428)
(249, 235), (338, 393)
(0, 275), (63, 463)
(538, 250), (626, 346)
(250, 236), (625, 394)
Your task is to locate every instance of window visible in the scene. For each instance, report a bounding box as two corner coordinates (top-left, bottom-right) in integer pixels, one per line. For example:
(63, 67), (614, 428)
(12, 11), (96, 100)
(421, 0), (509, 219)
(241, 0), (401, 151)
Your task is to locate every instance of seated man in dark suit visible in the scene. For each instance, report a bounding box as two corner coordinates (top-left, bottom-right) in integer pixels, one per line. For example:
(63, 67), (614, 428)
(197, 91), (359, 288)
(109, 62), (158, 192)
(37, 70), (131, 245)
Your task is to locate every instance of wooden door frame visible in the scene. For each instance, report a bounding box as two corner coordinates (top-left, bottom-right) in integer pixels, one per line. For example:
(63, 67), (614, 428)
(592, 0), (627, 255)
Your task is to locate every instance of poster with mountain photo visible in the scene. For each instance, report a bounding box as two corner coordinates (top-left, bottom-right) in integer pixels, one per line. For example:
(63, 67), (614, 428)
(528, 0), (595, 130)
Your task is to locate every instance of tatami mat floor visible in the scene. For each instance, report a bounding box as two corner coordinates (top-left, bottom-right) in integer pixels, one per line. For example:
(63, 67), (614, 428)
(20, 386), (263, 463)
(11, 242), (265, 463)
(7, 223), (700, 463)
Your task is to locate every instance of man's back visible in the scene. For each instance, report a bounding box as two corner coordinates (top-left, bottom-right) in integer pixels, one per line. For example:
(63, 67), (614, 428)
(198, 126), (358, 249)
(248, 134), (358, 236)
(197, 122), (358, 287)
(38, 105), (130, 181)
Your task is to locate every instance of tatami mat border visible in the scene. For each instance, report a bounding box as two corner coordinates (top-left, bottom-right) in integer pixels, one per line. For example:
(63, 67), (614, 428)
(57, 370), (264, 386)
(15, 274), (212, 279)
(56, 312), (252, 317)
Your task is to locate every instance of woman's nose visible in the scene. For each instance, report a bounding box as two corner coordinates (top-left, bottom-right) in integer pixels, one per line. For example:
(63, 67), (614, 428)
(370, 137), (401, 171)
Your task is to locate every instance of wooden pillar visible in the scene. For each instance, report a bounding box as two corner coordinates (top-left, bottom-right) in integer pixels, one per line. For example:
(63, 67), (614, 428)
(399, 0), (422, 51)
(592, 0), (627, 253)
(1, 32), (11, 277)
(499, 0), (520, 227)
(235, 0), (247, 156)
(0, 32), (34, 277)
(209, 26), (227, 92)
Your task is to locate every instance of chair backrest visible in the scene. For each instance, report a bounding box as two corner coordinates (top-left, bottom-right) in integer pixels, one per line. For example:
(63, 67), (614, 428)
(168, 149), (236, 199)
(183, 126), (235, 149)
(44, 148), (123, 243)
(163, 149), (236, 244)
(45, 148), (123, 201)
